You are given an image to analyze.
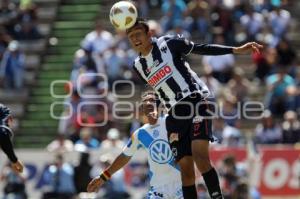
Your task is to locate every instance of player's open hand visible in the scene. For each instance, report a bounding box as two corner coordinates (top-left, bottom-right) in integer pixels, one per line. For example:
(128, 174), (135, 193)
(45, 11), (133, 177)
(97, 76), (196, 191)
(87, 176), (105, 192)
(233, 42), (263, 54)
(11, 160), (24, 173)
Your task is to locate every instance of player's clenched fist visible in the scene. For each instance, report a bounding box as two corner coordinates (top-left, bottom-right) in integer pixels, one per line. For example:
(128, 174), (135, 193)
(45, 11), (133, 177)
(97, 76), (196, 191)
(87, 176), (105, 192)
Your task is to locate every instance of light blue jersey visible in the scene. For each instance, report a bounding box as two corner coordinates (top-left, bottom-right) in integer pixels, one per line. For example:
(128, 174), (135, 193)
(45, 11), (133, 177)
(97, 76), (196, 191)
(123, 116), (181, 188)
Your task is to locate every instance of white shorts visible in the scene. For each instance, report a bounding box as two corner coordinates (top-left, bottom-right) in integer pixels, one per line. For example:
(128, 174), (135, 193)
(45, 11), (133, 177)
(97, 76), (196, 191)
(147, 181), (183, 199)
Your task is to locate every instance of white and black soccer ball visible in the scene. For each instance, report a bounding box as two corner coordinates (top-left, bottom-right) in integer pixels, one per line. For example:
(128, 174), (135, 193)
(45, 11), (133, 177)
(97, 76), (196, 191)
(109, 1), (138, 31)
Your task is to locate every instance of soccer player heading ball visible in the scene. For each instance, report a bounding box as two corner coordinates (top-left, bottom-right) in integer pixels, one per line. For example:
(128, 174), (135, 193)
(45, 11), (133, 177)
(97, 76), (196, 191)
(125, 18), (262, 199)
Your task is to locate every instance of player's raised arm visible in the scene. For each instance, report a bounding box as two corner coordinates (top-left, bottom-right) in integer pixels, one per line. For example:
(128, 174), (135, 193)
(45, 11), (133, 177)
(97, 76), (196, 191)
(87, 153), (131, 192)
(168, 36), (263, 56)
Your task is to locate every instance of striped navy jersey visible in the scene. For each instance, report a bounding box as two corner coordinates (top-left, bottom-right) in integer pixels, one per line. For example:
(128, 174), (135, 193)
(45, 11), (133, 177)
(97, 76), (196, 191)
(133, 35), (233, 109)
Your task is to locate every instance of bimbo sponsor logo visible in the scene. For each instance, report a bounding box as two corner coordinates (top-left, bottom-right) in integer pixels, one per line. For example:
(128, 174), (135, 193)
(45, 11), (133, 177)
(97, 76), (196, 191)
(148, 65), (172, 87)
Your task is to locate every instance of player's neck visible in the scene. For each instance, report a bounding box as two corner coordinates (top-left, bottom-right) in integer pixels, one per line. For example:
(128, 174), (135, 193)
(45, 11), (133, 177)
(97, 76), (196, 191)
(140, 43), (153, 57)
(147, 112), (158, 125)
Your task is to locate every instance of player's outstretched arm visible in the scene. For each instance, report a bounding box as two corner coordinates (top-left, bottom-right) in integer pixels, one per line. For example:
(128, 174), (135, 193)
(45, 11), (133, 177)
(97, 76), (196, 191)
(169, 36), (263, 56)
(87, 153), (131, 192)
(0, 131), (24, 173)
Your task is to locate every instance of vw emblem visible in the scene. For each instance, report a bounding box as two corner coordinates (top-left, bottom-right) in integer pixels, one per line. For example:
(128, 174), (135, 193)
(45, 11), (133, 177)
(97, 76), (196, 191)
(149, 139), (172, 164)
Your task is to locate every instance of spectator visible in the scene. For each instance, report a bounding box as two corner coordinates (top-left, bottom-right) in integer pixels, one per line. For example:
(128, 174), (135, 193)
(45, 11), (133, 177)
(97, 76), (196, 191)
(202, 34), (235, 83)
(0, 0), (18, 36)
(252, 46), (275, 82)
(46, 134), (74, 153)
(240, 6), (264, 41)
(74, 152), (92, 193)
(166, 20), (191, 39)
(276, 38), (296, 68)
(222, 121), (244, 147)
(185, 0), (209, 40)
(200, 66), (222, 99)
(226, 67), (251, 104)
(265, 68), (295, 116)
(219, 155), (247, 199)
(0, 27), (11, 60)
(81, 20), (114, 74)
(281, 111), (300, 144)
(0, 40), (25, 90)
(268, 6), (291, 43)
(136, 0), (149, 19)
(101, 128), (124, 152)
(13, 21), (42, 40)
(76, 49), (98, 91)
(74, 128), (100, 150)
(160, 0), (187, 32)
(70, 49), (86, 86)
(210, 5), (235, 45)
(0, 162), (28, 199)
(212, 118), (243, 147)
(254, 110), (282, 144)
(103, 43), (127, 86)
(220, 97), (239, 127)
(58, 90), (82, 139)
(42, 154), (76, 199)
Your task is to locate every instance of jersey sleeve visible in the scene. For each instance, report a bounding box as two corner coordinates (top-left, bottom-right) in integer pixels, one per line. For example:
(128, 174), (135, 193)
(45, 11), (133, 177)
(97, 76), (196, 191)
(122, 130), (140, 157)
(167, 35), (233, 56)
(167, 35), (195, 55)
(0, 129), (18, 163)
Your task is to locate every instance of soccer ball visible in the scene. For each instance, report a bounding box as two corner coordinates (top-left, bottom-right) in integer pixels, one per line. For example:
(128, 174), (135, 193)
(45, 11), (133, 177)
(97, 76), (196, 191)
(109, 1), (138, 31)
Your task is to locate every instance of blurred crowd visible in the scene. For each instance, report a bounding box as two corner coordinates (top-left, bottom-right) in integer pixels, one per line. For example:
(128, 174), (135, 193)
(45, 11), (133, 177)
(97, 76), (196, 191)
(0, 0), (42, 90)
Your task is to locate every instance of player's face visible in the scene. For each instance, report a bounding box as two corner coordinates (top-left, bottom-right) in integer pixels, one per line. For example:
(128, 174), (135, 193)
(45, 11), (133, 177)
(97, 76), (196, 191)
(142, 94), (157, 116)
(127, 27), (151, 54)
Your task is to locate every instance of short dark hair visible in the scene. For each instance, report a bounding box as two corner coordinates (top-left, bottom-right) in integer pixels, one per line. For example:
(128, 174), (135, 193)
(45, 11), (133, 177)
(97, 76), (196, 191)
(126, 18), (149, 34)
(141, 90), (160, 106)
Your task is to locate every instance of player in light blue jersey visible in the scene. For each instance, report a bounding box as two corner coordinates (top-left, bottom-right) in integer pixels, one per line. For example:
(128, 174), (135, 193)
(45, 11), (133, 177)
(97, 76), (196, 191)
(87, 91), (183, 199)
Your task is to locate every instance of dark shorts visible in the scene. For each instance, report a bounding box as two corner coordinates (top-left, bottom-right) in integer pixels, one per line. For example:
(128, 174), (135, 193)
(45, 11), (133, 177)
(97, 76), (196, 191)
(166, 93), (214, 162)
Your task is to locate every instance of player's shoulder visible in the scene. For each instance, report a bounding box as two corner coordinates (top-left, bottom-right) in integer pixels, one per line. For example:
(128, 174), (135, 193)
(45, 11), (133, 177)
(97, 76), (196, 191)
(134, 123), (150, 135)
(158, 34), (184, 42)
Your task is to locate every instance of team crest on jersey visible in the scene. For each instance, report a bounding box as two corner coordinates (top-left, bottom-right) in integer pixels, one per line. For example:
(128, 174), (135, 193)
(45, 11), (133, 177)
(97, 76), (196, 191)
(160, 46), (167, 53)
(149, 139), (173, 164)
(153, 129), (159, 138)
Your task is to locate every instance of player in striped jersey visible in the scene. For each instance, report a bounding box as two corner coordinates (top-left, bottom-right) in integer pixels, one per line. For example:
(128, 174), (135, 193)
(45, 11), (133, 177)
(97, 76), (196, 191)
(126, 18), (263, 199)
(87, 91), (183, 199)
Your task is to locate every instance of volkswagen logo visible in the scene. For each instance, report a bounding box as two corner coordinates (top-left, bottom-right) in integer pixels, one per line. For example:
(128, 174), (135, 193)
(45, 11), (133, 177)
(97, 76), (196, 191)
(149, 139), (173, 164)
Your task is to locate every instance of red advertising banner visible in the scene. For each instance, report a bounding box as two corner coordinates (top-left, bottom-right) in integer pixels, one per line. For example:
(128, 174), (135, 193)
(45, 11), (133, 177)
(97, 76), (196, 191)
(209, 146), (300, 197)
(258, 147), (300, 196)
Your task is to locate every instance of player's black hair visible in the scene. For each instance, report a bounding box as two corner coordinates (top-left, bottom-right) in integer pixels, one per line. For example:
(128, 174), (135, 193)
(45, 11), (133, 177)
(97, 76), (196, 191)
(126, 18), (149, 34)
(0, 104), (11, 126)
